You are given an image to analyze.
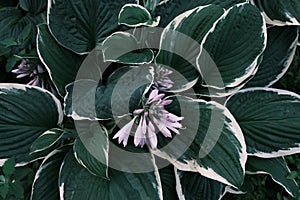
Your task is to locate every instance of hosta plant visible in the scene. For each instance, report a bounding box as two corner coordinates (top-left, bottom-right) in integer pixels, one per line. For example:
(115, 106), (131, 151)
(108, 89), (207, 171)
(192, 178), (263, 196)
(0, 0), (300, 199)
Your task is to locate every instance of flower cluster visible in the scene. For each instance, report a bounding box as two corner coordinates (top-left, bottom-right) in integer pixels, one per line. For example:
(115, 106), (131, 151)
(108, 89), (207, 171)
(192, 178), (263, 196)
(12, 59), (58, 96)
(113, 89), (183, 149)
(154, 65), (174, 91)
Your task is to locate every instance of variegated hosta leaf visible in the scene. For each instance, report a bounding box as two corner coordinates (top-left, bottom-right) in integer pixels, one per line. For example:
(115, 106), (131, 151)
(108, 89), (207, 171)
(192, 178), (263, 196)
(37, 24), (86, 96)
(0, 84), (63, 165)
(102, 32), (154, 64)
(59, 151), (162, 200)
(73, 121), (109, 179)
(64, 66), (153, 120)
(226, 88), (300, 157)
(118, 4), (160, 27)
(197, 3), (266, 96)
(252, 0), (300, 26)
(154, 0), (248, 27)
(175, 168), (226, 200)
(47, 0), (135, 54)
(158, 165), (179, 200)
(152, 96), (247, 188)
(30, 128), (64, 154)
(245, 26), (298, 88)
(31, 146), (70, 200)
(246, 156), (299, 198)
(156, 4), (225, 92)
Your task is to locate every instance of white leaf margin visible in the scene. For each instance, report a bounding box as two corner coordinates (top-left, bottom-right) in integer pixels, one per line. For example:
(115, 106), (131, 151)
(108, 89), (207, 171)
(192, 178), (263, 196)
(226, 87), (300, 158)
(152, 98), (247, 188)
(197, 2), (267, 90)
(118, 4), (160, 27)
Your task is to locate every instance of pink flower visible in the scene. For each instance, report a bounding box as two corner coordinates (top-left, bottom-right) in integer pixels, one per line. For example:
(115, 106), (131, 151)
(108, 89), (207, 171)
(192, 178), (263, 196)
(113, 89), (183, 149)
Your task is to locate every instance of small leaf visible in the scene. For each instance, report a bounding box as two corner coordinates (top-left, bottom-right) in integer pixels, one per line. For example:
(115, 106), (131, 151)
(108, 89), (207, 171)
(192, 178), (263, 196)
(102, 32), (154, 64)
(2, 158), (15, 176)
(73, 121), (109, 178)
(287, 171), (298, 180)
(30, 128), (64, 154)
(253, 0), (300, 25)
(246, 156), (299, 198)
(6, 56), (21, 72)
(0, 183), (9, 199)
(118, 4), (159, 27)
(9, 179), (24, 199)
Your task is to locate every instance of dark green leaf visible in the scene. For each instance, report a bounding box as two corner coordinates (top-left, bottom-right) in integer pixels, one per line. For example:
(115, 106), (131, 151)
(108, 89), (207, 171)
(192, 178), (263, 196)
(9, 179), (24, 199)
(226, 88), (300, 157)
(48, 0), (135, 54)
(73, 121), (109, 178)
(59, 151), (162, 200)
(175, 169), (226, 200)
(118, 4), (159, 27)
(37, 24), (86, 96)
(253, 0), (300, 25)
(159, 165), (178, 200)
(0, 183), (9, 199)
(197, 3), (266, 96)
(153, 96), (247, 188)
(30, 128), (64, 154)
(0, 84), (63, 164)
(2, 158), (15, 176)
(65, 66), (153, 120)
(19, 0), (47, 14)
(156, 4), (224, 92)
(31, 146), (70, 200)
(245, 26), (298, 87)
(102, 32), (154, 64)
(246, 156), (299, 198)
(5, 56), (21, 72)
(155, 0), (247, 27)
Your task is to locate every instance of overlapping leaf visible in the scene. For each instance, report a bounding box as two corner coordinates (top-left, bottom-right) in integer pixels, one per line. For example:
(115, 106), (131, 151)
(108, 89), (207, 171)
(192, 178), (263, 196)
(47, 0), (135, 54)
(0, 84), (63, 165)
(156, 4), (225, 92)
(226, 88), (300, 157)
(59, 152), (162, 200)
(253, 0), (300, 25)
(197, 3), (266, 96)
(65, 66), (153, 120)
(245, 26), (298, 87)
(152, 96), (247, 188)
(37, 24), (86, 96)
(246, 156), (299, 198)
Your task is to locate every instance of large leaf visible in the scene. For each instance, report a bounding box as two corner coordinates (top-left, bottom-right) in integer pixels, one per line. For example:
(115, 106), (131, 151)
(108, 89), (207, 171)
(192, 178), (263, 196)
(253, 0), (300, 26)
(37, 24), (86, 96)
(59, 151), (162, 200)
(245, 26), (298, 87)
(196, 3), (266, 96)
(154, 0), (247, 27)
(0, 7), (44, 41)
(246, 156), (299, 198)
(226, 88), (300, 157)
(31, 146), (70, 200)
(152, 96), (247, 188)
(73, 121), (109, 179)
(159, 165), (178, 200)
(47, 0), (135, 54)
(19, 0), (47, 14)
(175, 169), (226, 200)
(0, 84), (63, 165)
(155, 4), (225, 92)
(65, 66), (153, 120)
